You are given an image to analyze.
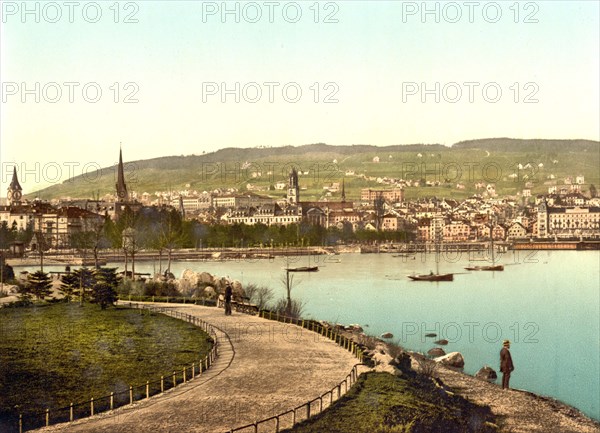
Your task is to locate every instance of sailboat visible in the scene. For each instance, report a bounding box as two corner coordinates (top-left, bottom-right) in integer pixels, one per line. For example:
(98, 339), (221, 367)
(408, 214), (454, 281)
(465, 213), (504, 271)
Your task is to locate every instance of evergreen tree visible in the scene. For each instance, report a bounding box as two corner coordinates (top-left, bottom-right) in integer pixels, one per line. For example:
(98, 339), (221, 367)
(60, 272), (79, 302)
(72, 267), (95, 303)
(26, 270), (52, 300)
(90, 267), (120, 309)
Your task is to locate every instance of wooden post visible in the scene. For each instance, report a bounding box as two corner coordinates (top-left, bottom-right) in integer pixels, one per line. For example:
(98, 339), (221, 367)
(306, 403), (310, 419)
(292, 408), (296, 425)
(192, 363), (196, 379)
(46, 408), (49, 426)
(161, 375), (164, 392)
(172, 371), (176, 387)
(129, 386), (133, 405)
(183, 368), (186, 383)
(276, 416), (280, 432)
(204, 357), (208, 371)
(319, 396), (323, 413)
(19, 414), (22, 433)
(254, 422), (258, 433)
(70, 403), (73, 421)
(330, 391), (333, 405)
(146, 381), (150, 399)
(90, 397), (94, 416)
(110, 392), (114, 410)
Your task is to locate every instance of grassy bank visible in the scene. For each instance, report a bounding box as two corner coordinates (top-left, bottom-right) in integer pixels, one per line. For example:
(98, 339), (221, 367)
(0, 302), (212, 431)
(282, 372), (497, 433)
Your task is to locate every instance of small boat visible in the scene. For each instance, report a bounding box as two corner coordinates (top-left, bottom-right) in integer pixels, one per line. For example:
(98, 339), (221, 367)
(464, 264), (504, 271)
(286, 266), (319, 272)
(407, 272), (454, 281)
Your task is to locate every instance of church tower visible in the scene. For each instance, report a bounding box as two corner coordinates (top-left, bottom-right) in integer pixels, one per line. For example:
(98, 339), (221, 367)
(341, 178), (346, 203)
(287, 168), (299, 204)
(7, 167), (23, 206)
(115, 147), (129, 202)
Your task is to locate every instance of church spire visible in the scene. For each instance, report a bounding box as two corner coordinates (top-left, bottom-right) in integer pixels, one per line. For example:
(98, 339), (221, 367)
(341, 178), (346, 203)
(116, 145), (129, 202)
(7, 167), (23, 205)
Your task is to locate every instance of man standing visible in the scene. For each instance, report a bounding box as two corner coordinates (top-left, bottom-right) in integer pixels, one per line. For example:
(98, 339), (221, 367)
(500, 339), (514, 390)
(224, 284), (233, 316)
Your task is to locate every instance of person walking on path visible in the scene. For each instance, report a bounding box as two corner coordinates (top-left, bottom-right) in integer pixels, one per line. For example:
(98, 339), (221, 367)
(224, 284), (233, 315)
(500, 339), (514, 390)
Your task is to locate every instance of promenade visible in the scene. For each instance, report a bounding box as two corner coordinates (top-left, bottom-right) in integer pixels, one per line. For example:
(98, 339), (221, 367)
(37, 302), (363, 433)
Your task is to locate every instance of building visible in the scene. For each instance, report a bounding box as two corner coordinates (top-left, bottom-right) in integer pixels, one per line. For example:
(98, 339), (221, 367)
(360, 188), (404, 204)
(537, 201), (600, 239)
(507, 222), (528, 239)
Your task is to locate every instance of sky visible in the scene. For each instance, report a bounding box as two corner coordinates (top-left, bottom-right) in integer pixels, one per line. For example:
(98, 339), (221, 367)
(0, 0), (599, 193)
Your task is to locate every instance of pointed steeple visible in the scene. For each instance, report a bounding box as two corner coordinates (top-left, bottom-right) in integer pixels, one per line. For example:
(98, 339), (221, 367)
(116, 145), (129, 202)
(341, 178), (346, 203)
(7, 167), (23, 205)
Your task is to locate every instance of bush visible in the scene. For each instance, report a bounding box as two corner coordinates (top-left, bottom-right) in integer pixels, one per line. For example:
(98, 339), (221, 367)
(272, 297), (305, 319)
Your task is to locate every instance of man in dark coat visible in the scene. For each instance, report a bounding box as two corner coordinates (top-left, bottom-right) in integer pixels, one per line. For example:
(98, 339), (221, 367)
(500, 339), (514, 389)
(224, 284), (233, 316)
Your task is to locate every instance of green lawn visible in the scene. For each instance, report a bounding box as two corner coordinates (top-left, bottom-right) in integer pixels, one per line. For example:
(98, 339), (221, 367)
(282, 372), (497, 433)
(0, 302), (212, 431)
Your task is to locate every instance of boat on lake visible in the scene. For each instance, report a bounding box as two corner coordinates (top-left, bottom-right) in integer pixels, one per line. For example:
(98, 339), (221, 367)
(407, 272), (454, 281)
(286, 266), (319, 272)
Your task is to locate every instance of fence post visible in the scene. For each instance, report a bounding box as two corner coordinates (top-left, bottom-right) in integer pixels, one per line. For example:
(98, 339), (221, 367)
(90, 397), (94, 416)
(146, 381), (150, 399)
(46, 408), (49, 426)
(183, 367), (187, 383)
(110, 392), (114, 410)
(292, 408), (296, 425)
(276, 416), (280, 432)
(204, 357), (208, 371)
(161, 375), (165, 392)
(254, 421), (258, 433)
(173, 371), (176, 388)
(307, 403), (310, 419)
(70, 402), (73, 421)
(319, 396), (323, 413)
(130, 386), (133, 405)
(330, 390), (333, 405)
(192, 362), (196, 379)
(19, 414), (22, 433)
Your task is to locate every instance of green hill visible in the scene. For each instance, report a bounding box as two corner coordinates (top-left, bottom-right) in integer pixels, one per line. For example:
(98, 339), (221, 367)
(28, 139), (600, 202)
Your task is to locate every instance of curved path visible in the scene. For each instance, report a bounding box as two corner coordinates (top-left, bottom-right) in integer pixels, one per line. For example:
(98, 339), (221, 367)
(38, 302), (362, 433)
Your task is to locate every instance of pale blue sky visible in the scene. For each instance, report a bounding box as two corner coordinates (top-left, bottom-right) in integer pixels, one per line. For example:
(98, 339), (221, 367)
(1, 1), (599, 192)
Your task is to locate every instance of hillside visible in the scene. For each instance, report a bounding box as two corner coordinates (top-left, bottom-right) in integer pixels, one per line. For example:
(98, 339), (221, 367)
(28, 139), (600, 202)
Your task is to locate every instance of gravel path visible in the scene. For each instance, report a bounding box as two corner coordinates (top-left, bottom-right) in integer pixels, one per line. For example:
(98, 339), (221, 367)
(36, 302), (362, 433)
(427, 362), (600, 433)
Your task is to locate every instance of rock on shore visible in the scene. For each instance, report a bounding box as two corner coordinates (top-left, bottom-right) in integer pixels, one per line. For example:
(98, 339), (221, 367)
(434, 352), (465, 369)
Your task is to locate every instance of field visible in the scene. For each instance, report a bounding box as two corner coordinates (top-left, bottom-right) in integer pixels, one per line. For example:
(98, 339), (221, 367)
(0, 302), (212, 431)
(282, 372), (497, 433)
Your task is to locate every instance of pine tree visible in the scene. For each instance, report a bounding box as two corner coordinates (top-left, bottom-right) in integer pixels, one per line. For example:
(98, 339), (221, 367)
(90, 267), (120, 309)
(60, 272), (79, 302)
(72, 267), (95, 303)
(27, 270), (52, 300)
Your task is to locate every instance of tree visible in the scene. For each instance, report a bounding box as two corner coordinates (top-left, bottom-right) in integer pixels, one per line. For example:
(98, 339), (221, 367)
(26, 270), (53, 300)
(73, 267), (95, 304)
(90, 267), (120, 309)
(60, 272), (79, 302)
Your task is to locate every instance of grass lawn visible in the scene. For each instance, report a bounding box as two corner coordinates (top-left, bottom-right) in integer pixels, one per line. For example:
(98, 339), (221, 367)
(282, 372), (497, 433)
(0, 302), (212, 431)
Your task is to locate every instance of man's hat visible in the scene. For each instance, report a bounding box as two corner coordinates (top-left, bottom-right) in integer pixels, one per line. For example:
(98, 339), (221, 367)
(503, 339), (510, 346)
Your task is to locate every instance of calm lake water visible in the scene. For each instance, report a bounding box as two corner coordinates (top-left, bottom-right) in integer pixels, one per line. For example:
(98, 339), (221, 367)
(25, 250), (600, 420)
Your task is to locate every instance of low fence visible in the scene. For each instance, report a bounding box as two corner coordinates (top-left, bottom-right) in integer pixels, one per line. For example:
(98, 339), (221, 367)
(227, 364), (361, 433)
(13, 305), (219, 433)
(258, 310), (365, 364)
(120, 294), (218, 307)
(224, 310), (367, 433)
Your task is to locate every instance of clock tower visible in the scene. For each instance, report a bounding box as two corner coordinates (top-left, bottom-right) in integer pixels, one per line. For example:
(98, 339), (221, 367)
(7, 167), (23, 206)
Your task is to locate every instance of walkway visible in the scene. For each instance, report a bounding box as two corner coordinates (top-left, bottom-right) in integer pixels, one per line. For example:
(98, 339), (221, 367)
(38, 302), (362, 433)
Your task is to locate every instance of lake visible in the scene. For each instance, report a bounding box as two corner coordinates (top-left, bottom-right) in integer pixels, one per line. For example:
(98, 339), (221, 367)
(21, 250), (600, 420)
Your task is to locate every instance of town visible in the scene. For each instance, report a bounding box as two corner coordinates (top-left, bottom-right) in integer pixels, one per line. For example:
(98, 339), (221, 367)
(1, 148), (599, 257)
